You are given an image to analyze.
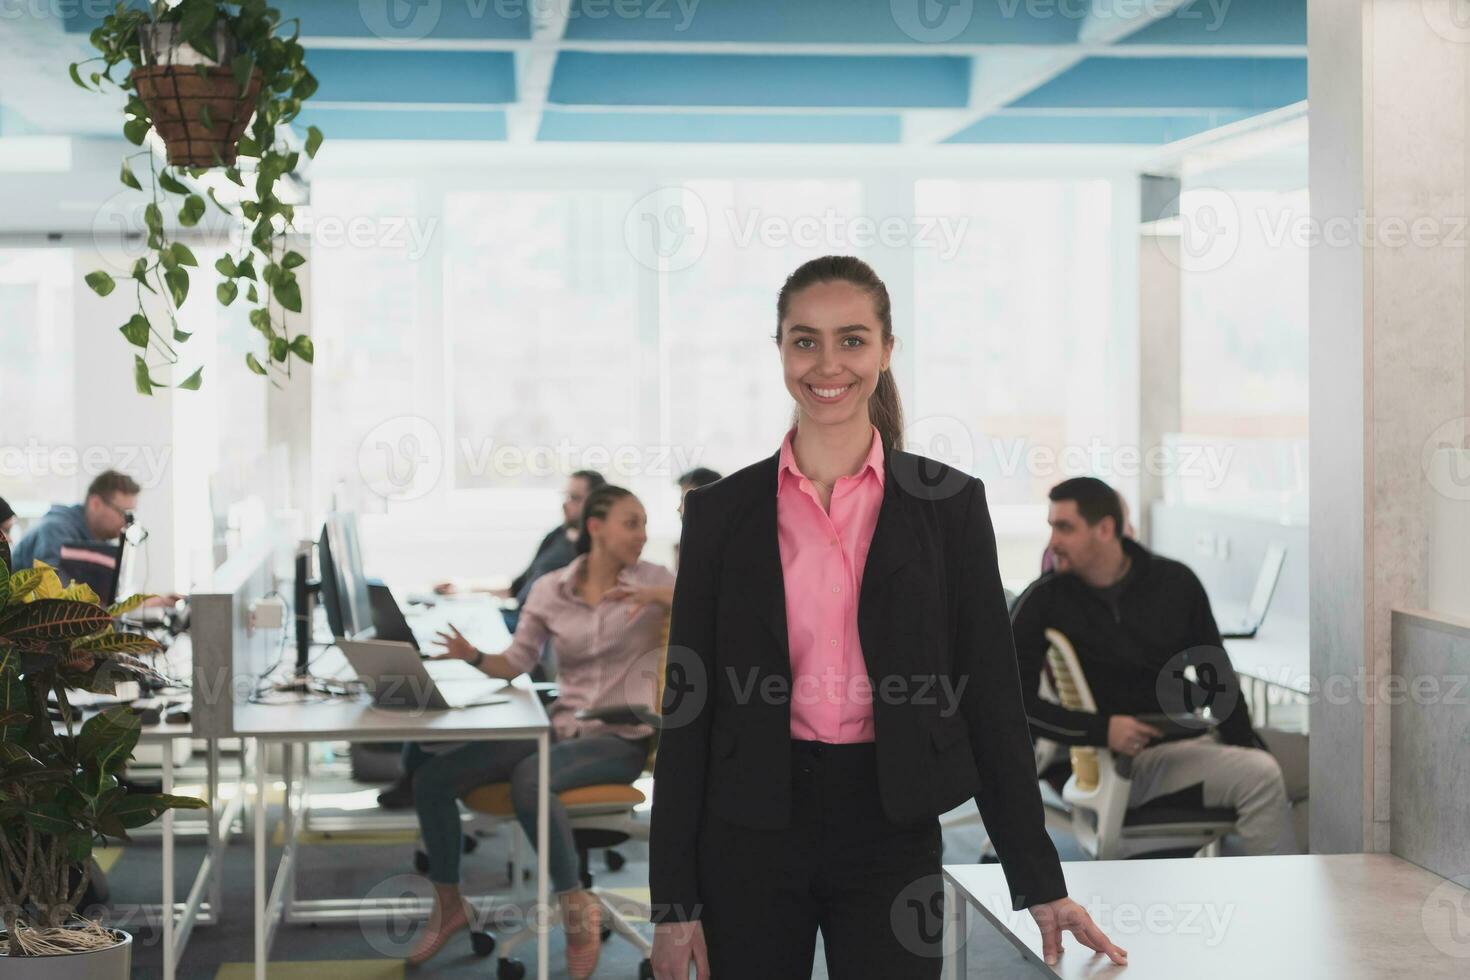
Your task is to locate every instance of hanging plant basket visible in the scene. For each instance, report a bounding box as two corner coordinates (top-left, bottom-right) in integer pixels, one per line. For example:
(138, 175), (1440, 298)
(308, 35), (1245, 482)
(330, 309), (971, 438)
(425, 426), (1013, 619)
(131, 66), (262, 167)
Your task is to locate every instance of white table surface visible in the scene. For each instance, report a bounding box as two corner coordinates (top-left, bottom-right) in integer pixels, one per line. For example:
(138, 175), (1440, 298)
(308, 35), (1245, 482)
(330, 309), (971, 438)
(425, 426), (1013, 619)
(946, 853), (1470, 978)
(1224, 617), (1310, 694)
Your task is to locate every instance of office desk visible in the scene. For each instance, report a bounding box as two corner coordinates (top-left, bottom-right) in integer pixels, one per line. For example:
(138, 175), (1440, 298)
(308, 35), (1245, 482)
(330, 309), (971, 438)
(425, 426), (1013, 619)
(943, 853), (1470, 979)
(234, 680), (553, 980)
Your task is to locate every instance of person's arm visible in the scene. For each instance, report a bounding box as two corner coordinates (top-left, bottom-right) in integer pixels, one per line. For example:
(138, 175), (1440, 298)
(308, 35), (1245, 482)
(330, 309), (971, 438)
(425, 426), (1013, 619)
(648, 487), (720, 925)
(955, 478), (1068, 910)
(1009, 580), (1110, 747)
(16, 521), (67, 575)
(433, 579), (553, 681)
(1187, 573), (1262, 749)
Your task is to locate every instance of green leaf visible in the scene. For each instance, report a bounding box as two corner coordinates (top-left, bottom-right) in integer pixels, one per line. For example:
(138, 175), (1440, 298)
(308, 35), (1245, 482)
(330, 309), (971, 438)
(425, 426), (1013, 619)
(217, 280), (238, 305)
(134, 355), (154, 395)
(164, 267), (189, 307)
(245, 352), (267, 376)
(304, 125), (323, 159)
(214, 254), (237, 277)
(198, 102), (214, 130)
(84, 271), (116, 297)
(23, 801), (72, 835)
(123, 117), (150, 146)
(270, 335), (288, 362)
(236, 256), (256, 281)
(130, 258), (155, 294)
(79, 706), (143, 777)
(0, 599), (113, 644)
(177, 367), (204, 390)
(246, 283), (259, 303)
(272, 277), (302, 313)
(172, 323), (192, 342)
(73, 632), (160, 656)
(170, 242), (198, 267)
(237, 135), (259, 158)
(119, 159), (141, 191)
(240, 200), (259, 222)
(289, 335), (314, 363)
(178, 194), (205, 227)
(225, 166), (243, 187)
(281, 250), (305, 270)
(118, 314), (150, 348)
(69, 62), (88, 90)
(232, 53), (255, 92)
(108, 792), (208, 830)
(143, 203), (162, 234)
(158, 170), (190, 195)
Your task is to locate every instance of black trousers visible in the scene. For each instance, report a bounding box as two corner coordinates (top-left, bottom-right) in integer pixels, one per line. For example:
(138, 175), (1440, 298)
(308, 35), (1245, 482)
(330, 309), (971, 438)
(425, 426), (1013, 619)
(696, 739), (946, 979)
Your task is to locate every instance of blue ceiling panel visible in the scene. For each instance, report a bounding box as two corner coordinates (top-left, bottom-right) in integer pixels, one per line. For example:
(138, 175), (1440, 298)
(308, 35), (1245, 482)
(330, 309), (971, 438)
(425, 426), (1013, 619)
(295, 108), (508, 140)
(548, 52), (970, 107)
(1007, 57), (1306, 110)
(560, 0), (1080, 44)
(1119, 0), (1306, 46)
(307, 49), (517, 104)
(65, 0), (532, 40)
(538, 110), (902, 142)
(946, 111), (1252, 144)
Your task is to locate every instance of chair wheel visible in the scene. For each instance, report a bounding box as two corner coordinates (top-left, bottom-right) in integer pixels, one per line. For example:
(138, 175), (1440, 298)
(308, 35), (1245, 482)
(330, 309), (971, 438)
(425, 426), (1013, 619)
(497, 957), (526, 980)
(605, 849), (626, 871)
(471, 931), (496, 957)
(639, 959), (655, 980)
(412, 850), (429, 873)
(463, 834), (478, 854)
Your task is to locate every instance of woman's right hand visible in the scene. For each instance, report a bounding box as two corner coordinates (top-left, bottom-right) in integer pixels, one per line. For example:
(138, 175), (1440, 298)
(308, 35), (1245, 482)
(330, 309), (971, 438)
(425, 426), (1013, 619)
(651, 920), (710, 980)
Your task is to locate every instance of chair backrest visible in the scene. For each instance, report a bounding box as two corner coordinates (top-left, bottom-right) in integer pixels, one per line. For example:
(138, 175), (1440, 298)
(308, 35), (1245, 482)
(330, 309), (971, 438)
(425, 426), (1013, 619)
(1043, 628), (1101, 791)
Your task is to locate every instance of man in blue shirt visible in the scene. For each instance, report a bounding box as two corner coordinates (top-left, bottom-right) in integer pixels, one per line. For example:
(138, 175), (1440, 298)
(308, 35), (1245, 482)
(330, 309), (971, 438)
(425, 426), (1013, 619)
(12, 470), (141, 579)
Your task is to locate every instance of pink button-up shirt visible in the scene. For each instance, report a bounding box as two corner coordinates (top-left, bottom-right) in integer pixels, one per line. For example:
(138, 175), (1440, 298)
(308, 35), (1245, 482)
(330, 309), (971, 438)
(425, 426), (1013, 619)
(776, 423), (885, 743)
(504, 554), (675, 741)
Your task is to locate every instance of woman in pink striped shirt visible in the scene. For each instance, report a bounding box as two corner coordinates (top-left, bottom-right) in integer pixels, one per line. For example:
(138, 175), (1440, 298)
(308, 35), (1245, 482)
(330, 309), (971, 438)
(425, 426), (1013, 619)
(407, 484), (673, 977)
(649, 256), (1126, 979)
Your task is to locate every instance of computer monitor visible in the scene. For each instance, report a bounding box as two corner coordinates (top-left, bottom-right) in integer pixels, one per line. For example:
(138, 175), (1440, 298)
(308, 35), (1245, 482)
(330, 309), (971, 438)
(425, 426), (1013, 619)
(317, 521), (346, 639)
(324, 511), (373, 640)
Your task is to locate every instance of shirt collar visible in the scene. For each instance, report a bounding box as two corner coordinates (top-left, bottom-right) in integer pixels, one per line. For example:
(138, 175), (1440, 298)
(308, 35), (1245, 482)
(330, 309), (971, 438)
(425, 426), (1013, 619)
(556, 552), (637, 600)
(776, 424), (885, 495)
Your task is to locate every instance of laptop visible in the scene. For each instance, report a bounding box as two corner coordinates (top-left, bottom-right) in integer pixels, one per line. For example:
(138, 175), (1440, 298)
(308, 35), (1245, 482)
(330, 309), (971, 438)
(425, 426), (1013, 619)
(1219, 543), (1288, 640)
(339, 638), (511, 710)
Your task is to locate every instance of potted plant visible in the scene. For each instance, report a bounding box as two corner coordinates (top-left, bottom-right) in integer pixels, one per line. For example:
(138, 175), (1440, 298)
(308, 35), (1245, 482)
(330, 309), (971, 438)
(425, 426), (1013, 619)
(70, 0), (322, 393)
(0, 535), (207, 977)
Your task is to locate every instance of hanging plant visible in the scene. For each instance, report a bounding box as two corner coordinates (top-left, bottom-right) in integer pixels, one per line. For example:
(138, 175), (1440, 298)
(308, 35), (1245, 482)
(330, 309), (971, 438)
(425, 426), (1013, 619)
(70, 0), (323, 394)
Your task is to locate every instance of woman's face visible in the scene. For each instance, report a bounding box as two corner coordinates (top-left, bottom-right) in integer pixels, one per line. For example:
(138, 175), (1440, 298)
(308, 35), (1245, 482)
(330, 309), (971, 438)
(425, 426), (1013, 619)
(779, 280), (891, 427)
(588, 496), (648, 566)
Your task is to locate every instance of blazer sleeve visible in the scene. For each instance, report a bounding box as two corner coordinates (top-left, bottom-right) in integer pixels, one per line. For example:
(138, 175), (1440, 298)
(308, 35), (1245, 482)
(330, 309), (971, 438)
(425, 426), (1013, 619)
(648, 486), (720, 924)
(954, 478), (1069, 911)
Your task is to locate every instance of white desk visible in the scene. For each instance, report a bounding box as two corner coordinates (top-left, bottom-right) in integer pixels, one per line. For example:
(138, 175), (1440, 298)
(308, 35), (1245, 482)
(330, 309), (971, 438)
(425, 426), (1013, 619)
(234, 680), (553, 980)
(944, 854), (1470, 978)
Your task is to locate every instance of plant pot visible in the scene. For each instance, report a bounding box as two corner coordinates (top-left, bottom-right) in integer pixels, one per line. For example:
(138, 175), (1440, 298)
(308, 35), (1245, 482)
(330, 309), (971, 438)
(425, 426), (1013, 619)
(138, 21), (236, 67)
(0, 928), (131, 979)
(131, 64), (263, 167)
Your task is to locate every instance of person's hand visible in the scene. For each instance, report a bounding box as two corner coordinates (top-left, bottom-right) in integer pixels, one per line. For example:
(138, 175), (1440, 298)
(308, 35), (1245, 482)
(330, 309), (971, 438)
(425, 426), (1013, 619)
(432, 581), (457, 595)
(489, 585), (513, 600)
(431, 624), (478, 662)
(605, 584), (674, 618)
(1028, 896), (1128, 967)
(141, 593), (184, 609)
(1108, 715), (1164, 757)
(651, 920), (709, 980)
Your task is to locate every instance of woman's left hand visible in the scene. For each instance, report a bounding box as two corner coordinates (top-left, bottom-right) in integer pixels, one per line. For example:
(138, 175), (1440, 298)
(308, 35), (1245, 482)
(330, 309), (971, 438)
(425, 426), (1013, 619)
(605, 584), (675, 618)
(1027, 896), (1128, 967)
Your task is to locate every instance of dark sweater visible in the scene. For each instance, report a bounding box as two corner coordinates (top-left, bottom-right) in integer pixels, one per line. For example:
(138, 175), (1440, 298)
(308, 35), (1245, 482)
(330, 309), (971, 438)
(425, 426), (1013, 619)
(1009, 537), (1261, 750)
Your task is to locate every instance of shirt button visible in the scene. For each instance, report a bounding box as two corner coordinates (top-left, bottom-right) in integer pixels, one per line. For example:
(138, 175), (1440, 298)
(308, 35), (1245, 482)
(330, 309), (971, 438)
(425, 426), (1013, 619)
(832, 586), (840, 593)
(830, 639), (838, 646)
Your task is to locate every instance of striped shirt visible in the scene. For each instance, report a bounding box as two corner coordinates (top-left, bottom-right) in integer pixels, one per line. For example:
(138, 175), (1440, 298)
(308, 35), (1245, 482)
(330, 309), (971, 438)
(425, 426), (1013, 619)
(504, 552), (675, 741)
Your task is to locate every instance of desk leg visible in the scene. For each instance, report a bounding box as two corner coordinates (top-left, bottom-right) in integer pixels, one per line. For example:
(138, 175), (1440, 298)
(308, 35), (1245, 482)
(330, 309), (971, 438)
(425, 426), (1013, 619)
(207, 738), (223, 920)
(282, 742), (296, 922)
(945, 877), (968, 980)
(162, 737), (175, 980)
(254, 739), (267, 980)
(537, 731), (550, 980)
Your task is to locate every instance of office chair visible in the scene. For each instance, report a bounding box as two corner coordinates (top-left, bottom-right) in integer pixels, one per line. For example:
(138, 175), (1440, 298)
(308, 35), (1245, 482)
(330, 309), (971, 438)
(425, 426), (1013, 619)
(1045, 628), (1237, 860)
(421, 613), (668, 980)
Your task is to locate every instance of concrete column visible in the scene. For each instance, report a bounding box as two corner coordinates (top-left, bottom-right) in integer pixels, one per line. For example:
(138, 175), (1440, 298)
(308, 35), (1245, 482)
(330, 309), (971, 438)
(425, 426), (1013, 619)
(1308, 0), (1470, 853)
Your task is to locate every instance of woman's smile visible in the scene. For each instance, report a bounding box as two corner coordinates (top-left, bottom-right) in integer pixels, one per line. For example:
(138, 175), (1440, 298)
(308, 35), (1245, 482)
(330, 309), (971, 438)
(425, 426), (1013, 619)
(805, 381), (856, 403)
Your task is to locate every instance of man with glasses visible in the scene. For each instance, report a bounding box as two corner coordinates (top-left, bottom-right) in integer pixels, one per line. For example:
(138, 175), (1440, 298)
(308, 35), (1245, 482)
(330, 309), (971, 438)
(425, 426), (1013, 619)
(12, 470), (144, 574)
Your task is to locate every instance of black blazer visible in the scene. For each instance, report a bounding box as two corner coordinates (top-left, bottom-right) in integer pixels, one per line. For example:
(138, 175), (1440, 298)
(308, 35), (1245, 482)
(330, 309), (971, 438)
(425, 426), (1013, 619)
(648, 444), (1067, 923)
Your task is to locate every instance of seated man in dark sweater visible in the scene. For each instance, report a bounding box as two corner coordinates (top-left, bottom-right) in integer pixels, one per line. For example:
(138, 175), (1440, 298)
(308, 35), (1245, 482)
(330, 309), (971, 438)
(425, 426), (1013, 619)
(1010, 477), (1296, 856)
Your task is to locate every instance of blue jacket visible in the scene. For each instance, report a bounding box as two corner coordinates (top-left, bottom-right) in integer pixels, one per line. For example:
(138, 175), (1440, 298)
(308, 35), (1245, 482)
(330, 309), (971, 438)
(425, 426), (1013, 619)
(11, 503), (97, 575)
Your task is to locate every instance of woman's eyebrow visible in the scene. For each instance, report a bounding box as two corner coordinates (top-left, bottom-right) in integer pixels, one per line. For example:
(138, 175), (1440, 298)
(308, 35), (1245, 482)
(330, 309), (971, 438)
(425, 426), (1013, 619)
(787, 323), (873, 335)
